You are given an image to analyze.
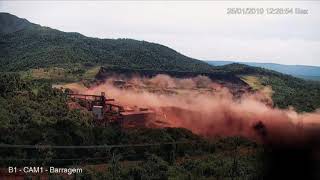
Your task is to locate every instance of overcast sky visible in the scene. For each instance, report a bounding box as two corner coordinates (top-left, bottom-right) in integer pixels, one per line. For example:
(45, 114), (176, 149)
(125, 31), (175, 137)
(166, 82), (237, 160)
(1, 1), (319, 66)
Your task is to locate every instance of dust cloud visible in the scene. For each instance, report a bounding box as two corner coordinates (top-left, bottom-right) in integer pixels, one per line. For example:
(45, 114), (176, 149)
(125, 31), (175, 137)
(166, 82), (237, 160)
(70, 74), (320, 145)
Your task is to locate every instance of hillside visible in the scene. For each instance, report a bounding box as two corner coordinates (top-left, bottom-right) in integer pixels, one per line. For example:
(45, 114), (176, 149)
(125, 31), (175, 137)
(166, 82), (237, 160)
(0, 13), (213, 72)
(207, 61), (320, 81)
(0, 13), (32, 34)
(0, 13), (320, 112)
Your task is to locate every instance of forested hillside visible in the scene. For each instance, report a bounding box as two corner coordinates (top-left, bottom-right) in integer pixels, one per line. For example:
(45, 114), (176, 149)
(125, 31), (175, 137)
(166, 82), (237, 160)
(0, 13), (212, 72)
(1, 13), (320, 113)
(220, 64), (320, 112)
(0, 12), (32, 34)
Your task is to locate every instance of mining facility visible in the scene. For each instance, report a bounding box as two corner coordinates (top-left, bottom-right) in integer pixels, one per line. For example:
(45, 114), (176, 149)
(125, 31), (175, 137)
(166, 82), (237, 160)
(67, 92), (155, 127)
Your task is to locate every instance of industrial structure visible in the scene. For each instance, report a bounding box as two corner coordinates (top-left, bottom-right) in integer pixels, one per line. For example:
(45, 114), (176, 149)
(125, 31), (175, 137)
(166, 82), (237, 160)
(67, 92), (155, 127)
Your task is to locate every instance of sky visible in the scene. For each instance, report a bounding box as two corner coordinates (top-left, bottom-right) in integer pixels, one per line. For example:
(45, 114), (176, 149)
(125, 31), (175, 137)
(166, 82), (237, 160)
(0, 1), (319, 66)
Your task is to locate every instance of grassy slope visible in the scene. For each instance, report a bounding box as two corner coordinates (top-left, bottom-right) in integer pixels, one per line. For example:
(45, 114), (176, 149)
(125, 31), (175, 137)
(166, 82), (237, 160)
(240, 75), (264, 91)
(20, 66), (100, 82)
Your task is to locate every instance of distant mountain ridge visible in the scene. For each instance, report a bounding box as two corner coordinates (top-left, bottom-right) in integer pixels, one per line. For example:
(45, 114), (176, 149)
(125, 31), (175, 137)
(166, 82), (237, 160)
(207, 61), (320, 80)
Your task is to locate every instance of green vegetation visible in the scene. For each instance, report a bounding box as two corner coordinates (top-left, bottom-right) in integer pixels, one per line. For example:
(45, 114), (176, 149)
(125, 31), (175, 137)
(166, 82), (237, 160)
(215, 64), (320, 112)
(20, 66), (99, 83)
(0, 13), (212, 73)
(83, 66), (101, 79)
(260, 75), (320, 112)
(80, 147), (264, 180)
(232, 64), (320, 112)
(296, 75), (320, 81)
(248, 73), (320, 112)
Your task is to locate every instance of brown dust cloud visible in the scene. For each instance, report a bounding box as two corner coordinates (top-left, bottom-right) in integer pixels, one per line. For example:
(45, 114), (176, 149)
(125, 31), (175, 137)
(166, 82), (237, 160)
(71, 74), (320, 146)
